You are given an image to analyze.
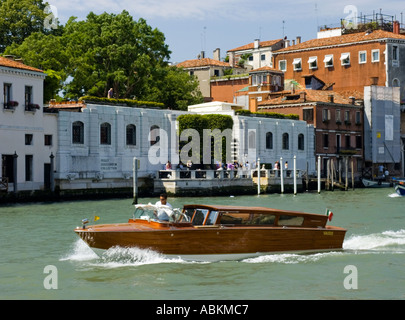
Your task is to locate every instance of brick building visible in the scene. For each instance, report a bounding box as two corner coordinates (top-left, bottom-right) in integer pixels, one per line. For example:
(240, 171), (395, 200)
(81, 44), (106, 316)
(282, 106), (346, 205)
(258, 89), (364, 177)
(272, 28), (405, 100)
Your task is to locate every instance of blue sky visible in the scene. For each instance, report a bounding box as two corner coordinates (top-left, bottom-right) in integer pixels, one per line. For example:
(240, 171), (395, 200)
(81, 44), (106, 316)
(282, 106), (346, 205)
(52, 0), (405, 63)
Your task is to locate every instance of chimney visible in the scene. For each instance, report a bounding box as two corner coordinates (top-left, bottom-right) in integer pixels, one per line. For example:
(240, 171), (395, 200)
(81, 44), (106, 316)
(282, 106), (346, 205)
(228, 52), (235, 67)
(393, 21), (400, 34)
(199, 51), (205, 59)
(296, 36), (301, 44)
(300, 91), (306, 102)
(213, 48), (220, 61)
(254, 39), (260, 49)
(328, 94), (334, 103)
(284, 39), (290, 48)
(349, 96), (356, 105)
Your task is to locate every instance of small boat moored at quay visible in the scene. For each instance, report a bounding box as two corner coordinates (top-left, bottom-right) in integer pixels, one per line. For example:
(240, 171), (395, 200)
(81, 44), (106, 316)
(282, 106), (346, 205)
(361, 177), (392, 188)
(75, 204), (347, 261)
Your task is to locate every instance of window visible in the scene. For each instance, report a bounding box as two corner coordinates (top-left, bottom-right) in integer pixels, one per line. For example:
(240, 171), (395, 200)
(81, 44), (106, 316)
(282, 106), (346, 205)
(282, 133), (289, 150)
(303, 108), (313, 121)
(100, 122), (111, 145)
(278, 215), (304, 226)
(336, 109), (341, 123)
(206, 211), (219, 225)
(3, 83), (12, 108)
(248, 55), (254, 61)
(279, 60), (286, 71)
(25, 86), (33, 106)
(355, 111), (361, 124)
(344, 110), (351, 124)
(44, 135), (52, 146)
(214, 69), (220, 77)
(356, 135), (362, 149)
(25, 155), (33, 182)
(323, 133), (329, 148)
(372, 49), (380, 62)
(293, 58), (302, 71)
(308, 56), (317, 69)
(126, 124), (136, 146)
(150, 125), (160, 146)
(25, 134), (33, 145)
(298, 134), (304, 150)
(393, 45), (398, 61)
(265, 132), (273, 149)
(345, 135), (351, 148)
(359, 51), (367, 64)
(72, 121), (84, 144)
(340, 53), (350, 66)
(192, 209), (209, 225)
(324, 54), (333, 67)
(322, 109), (331, 122)
(261, 54), (266, 61)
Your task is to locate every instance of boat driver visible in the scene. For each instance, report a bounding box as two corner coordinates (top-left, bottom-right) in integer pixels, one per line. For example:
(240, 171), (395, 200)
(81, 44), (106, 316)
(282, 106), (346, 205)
(155, 193), (173, 221)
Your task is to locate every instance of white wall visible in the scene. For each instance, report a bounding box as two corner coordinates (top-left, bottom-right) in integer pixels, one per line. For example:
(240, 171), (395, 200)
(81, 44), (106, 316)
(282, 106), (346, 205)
(0, 66), (55, 191)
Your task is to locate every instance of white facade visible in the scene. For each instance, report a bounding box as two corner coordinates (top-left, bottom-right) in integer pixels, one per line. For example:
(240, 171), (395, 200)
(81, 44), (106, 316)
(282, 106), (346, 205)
(0, 62), (56, 192)
(188, 102), (316, 173)
(55, 104), (187, 190)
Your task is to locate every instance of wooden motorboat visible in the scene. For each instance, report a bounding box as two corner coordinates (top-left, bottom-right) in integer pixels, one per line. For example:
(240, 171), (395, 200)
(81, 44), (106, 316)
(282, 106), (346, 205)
(75, 204), (347, 261)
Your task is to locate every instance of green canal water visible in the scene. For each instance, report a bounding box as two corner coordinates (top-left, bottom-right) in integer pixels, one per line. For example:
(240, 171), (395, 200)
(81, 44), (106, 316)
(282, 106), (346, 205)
(1, 188), (404, 300)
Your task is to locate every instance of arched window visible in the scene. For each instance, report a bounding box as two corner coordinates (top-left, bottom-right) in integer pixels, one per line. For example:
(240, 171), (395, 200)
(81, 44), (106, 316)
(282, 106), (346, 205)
(282, 133), (289, 150)
(298, 133), (305, 150)
(126, 124), (136, 146)
(150, 125), (160, 146)
(100, 122), (111, 145)
(265, 132), (273, 149)
(72, 121), (84, 144)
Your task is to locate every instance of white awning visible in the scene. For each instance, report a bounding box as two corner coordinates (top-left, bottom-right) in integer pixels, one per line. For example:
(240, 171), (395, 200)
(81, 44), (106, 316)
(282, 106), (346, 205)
(293, 58), (301, 65)
(323, 55), (333, 63)
(340, 53), (350, 60)
(308, 57), (317, 63)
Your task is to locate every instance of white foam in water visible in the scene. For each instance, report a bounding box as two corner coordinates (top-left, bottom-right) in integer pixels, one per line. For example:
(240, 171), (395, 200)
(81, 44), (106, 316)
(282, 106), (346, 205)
(242, 251), (342, 264)
(343, 229), (405, 252)
(60, 239), (99, 261)
(97, 246), (185, 268)
(60, 239), (187, 267)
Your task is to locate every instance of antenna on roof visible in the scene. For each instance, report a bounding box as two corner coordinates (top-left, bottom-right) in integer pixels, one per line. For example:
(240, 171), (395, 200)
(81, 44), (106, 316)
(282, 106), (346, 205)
(201, 26), (207, 52)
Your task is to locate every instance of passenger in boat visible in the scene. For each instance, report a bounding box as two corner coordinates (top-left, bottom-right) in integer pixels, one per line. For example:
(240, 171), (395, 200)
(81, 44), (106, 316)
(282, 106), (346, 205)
(155, 193), (172, 221)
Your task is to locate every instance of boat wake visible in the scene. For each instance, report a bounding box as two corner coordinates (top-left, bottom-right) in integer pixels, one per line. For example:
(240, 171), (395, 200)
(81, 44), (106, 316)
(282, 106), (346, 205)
(343, 229), (405, 252)
(243, 229), (405, 264)
(61, 239), (187, 267)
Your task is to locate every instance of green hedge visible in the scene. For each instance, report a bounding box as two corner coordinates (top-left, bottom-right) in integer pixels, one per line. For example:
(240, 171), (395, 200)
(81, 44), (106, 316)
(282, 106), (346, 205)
(235, 109), (299, 120)
(78, 95), (164, 108)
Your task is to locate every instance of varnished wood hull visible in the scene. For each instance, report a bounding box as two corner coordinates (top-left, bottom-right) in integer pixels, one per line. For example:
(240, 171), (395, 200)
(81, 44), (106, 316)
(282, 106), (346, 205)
(75, 224), (346, 259)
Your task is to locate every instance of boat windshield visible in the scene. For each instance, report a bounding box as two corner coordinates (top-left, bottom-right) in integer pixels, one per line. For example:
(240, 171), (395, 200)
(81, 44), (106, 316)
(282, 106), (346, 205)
(133, 204), (184, 222)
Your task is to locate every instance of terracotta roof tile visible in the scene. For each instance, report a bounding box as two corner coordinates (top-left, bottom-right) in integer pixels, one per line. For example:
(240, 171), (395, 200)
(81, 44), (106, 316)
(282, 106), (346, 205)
(250, 66), (283, 73)
(0, 56), (43, 73)
(176, 58), (231, 68)
(228, 39), (283, 52)
(258, 89), (364, 106)
(274, 30), (405, 54)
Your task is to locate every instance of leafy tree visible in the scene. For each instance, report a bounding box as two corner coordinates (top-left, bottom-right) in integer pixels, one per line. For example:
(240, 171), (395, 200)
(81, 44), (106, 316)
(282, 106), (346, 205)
(62, 11), (171, 100)
(145, 66), (203, 110)
(4, 32), (69, 101)
(0, 0), (55, 53)
(2, 8), (204, 108)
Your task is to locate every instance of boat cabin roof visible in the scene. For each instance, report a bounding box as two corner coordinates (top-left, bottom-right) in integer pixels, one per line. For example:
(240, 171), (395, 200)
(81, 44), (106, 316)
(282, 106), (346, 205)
(182, 204), (329, 228)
